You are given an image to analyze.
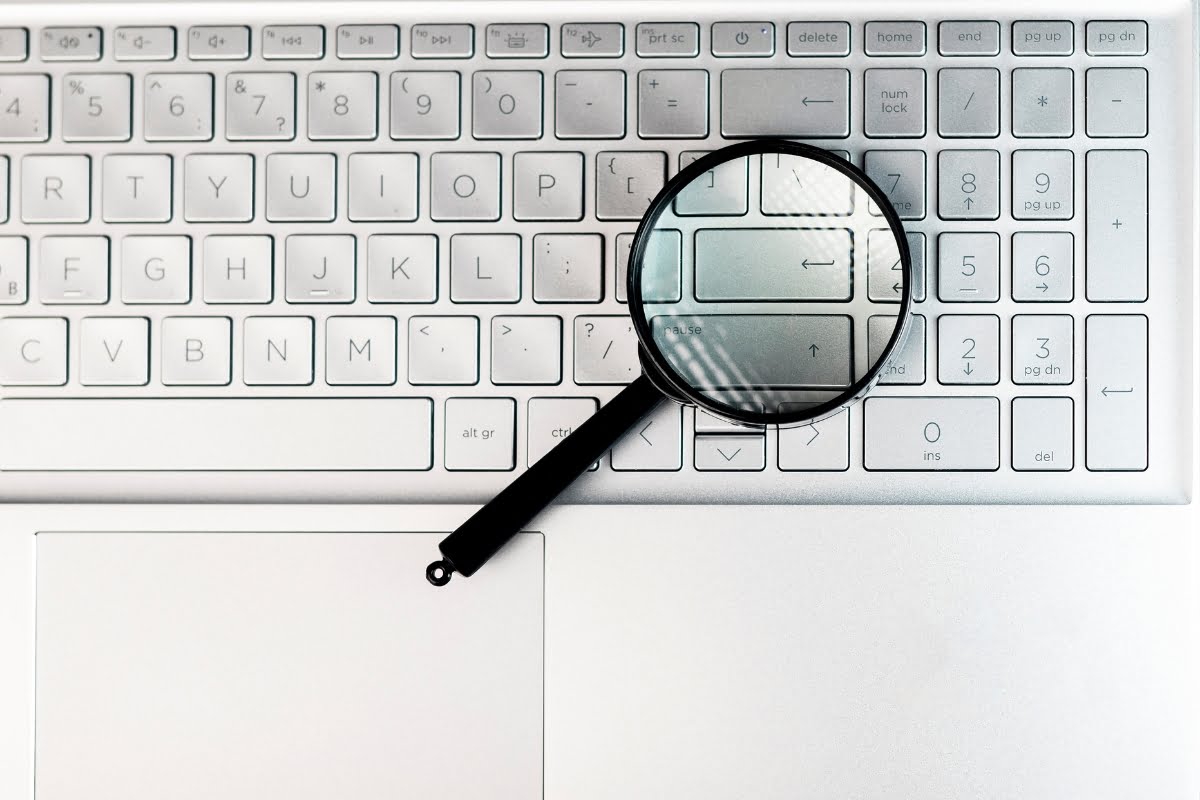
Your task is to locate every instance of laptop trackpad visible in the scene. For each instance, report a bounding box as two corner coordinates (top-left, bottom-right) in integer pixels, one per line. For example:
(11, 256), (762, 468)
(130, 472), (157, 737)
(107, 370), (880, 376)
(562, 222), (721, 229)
(34, 531), (543, 800)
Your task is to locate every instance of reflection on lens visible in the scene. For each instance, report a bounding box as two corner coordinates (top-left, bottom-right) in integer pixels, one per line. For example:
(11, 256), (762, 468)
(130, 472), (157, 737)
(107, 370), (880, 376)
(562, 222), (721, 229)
(631, 144), (910, 424)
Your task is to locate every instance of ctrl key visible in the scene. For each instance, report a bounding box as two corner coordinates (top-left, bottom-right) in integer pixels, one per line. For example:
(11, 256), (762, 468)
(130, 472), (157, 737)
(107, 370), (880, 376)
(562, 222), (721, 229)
(863, 397), (999, 470)
(528, 397), (599, 469)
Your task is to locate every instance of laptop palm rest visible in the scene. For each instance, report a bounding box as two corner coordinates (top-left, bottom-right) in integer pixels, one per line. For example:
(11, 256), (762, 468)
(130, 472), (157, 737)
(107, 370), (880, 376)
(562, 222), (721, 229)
(34, 531), (543, 800)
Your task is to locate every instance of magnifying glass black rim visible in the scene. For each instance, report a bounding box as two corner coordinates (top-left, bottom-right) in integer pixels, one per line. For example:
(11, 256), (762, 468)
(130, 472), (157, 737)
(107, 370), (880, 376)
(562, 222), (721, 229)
(626, 138), (914, 429)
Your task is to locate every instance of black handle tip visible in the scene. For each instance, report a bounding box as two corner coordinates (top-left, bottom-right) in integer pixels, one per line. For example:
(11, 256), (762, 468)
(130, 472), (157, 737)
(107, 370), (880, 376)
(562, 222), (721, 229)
(426, 559), (454, 587)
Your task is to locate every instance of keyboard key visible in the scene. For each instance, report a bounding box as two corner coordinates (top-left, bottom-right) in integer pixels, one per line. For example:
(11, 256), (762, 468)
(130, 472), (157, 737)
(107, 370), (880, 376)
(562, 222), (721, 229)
(348, 153), (418, 221)
(226, 72), (296, 140)
(638, 70), (709, 138)
(145, 73), (214, 141)
(595, 151), (665, 220)
(121, 235), (190, 304)
(869, 313), (926, 385)
(938, 21), (1000, 56)
(864, 21), (926, 56)
(411, 24), (474, 59)
(79, 317), (149, 386)
(513, 152), (584, 220)
(1085, 68), (1147, 138)
(711, 22), (774, 57)
(694, 405), (761, 434)
(430, 152), (501, 221)
(450, 234), (521, 303)
(1085, 314), (1147, 470)
(937, 314), (999, 385)
(761, 151), (852, 215)
(611, 403), (681, 470)
(1012, 68), (1073, 138)
(1012, 150), (1073, 221)
(103, 154), (173, 222)
(0, 28), (28, 61)
(695, 435), (765, 471)
(635, 23), (699, 57)
(409, 316), (479, 385)
(864, 397), (999, 470)
(184, 154), (253, 222)
(161, 316), (231, 385)
(114, 26), (176, 61)
(574, 315), (638, 384)
(720, 69), (850, 138)
(445, 399), (516, 471)
(326, 316), (396, 385)
(39, 236), (109, 304)
(906, 232), (927, 302)
(695, 229), (850, 301)
(867, 228), (908, 302)
(1012, 397), (1074, 471)
(62, 73), (132, 141)
(864, 150), (925, 219)
(21, 154), (90, 222)
(336, 25), (399, 59)
(864, 69), (926, 138)
(786, 22), (850, 57)
(1011, 231), (1073, 302)
(0, 399), (433, 470)
(266, 153), (335, 222)
(0, 236), (29, 304)
(486, 24), (549, 58)
(390, 72), (460, 139)
(555, 71), (625, 139)
(262, 25), (324, 60)
(0, 74), (49, 141)
(938, 232), (999, 302)
(937, 150), (999, 220)
(187, 26), (249, 60)
(472, 71), (543, 139)
(533, 234), (602, 302)
(1012, 314), (1073, 385)
(675, 151), (748, 216)
(938, 68), (999, 137)
(243, 316), (314, 386)
(1086, 21), (1147, 56)
(366, 234), (437, 303)
(0, 317), (67, 385)
(1012, 21), (1073, 56)
(40, 27), (101, 61)
(285, 234), (355, 303)
(308, 72), (377, 139)
(615, 228), (680, 303)
(202, 235), (273, 303)
(1086, 150), (1147, 301)
(528, 397), (599, 467)
(778, 408), (849, 471)
(561, 23), (624, 57)
(491, 316), (562, 385)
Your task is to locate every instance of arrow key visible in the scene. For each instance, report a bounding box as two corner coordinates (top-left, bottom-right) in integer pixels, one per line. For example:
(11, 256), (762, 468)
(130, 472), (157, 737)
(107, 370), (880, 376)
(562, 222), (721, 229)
(695, 434), (765, 471)
(611, 404), (682, 471)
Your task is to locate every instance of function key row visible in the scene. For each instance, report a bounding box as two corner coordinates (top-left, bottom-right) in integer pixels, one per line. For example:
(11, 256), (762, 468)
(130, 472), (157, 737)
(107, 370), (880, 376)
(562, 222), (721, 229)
(0, 20), (1148, 63)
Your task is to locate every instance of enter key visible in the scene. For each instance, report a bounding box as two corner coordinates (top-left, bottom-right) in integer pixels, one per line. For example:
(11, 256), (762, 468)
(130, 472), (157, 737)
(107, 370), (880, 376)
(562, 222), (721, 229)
(1085, 315), (1148, 471)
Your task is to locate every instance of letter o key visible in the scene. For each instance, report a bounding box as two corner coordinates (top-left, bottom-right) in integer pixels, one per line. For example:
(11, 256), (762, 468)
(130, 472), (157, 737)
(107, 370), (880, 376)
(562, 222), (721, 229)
(452, 174), (477, 199)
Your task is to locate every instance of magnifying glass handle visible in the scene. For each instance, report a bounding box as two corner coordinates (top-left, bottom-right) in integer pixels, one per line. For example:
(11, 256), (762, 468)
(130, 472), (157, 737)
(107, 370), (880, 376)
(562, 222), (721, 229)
(428, 374), (663, 585)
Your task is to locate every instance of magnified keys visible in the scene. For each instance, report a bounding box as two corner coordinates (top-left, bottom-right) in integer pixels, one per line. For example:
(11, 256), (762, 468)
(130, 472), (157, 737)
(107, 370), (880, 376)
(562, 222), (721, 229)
(427, 140), (913, 586)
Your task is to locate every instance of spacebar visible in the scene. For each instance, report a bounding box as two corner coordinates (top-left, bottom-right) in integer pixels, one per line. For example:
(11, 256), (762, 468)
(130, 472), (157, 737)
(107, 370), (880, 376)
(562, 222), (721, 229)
(0, 399), (433, 471)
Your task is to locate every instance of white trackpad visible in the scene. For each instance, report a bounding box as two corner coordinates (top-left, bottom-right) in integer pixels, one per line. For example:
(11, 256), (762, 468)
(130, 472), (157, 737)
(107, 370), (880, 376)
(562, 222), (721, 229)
(35, 531), (543, 800)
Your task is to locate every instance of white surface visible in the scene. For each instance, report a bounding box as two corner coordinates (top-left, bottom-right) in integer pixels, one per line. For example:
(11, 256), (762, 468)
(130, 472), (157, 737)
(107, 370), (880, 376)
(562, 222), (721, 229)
(32, 529), (544, 800)
(0, 503), (1194, 800)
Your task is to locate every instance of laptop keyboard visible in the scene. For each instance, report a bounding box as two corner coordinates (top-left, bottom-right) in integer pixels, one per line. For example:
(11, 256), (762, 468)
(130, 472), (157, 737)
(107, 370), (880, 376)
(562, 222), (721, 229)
(0, 2), (1192, 503)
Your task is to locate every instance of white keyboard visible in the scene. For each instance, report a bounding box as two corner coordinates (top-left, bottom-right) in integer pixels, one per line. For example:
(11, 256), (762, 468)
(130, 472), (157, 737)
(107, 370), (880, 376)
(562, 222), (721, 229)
(0, 0), (1193, 504)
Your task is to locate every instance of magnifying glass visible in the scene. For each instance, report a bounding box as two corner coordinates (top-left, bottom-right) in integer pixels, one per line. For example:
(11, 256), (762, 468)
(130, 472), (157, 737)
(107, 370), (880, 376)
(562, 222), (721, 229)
(427, 139), (912, 586)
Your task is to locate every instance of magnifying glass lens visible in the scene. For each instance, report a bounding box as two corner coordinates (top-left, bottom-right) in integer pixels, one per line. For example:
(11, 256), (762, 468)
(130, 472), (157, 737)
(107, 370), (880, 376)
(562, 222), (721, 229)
(632, 145), (910, 427)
